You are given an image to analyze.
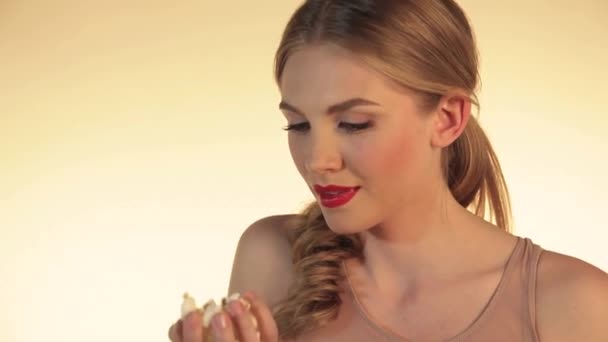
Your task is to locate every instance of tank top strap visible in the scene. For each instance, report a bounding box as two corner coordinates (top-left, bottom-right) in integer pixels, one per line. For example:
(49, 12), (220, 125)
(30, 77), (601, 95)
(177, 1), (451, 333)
(522, 238), (544, 341)
(456, 237), (544, 342)
(340, 236), (547, 342)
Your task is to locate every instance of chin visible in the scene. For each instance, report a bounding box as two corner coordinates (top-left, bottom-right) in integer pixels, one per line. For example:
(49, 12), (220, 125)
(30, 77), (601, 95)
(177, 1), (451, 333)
(326, 224), (364, 235)
(320, 208), (375, 235)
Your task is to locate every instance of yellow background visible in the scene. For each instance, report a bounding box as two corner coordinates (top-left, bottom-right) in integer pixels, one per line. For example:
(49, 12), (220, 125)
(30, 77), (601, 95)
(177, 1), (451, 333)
(1, 1), (606, 341)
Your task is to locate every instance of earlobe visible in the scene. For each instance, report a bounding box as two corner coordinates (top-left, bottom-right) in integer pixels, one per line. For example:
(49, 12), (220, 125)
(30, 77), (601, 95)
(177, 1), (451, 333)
(430, 93), (471, 148)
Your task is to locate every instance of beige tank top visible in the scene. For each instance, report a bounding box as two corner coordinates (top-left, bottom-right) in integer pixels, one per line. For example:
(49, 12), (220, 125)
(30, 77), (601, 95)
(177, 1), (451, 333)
(294, 237), (543, 342)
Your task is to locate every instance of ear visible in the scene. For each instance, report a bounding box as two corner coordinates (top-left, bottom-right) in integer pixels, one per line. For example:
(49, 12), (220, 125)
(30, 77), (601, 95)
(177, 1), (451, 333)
(430, 91), (471, 148)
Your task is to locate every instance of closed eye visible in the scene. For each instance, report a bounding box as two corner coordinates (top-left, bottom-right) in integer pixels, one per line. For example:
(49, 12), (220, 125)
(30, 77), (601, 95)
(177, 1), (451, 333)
(282, 122), (310, 132)
(339, 121), (372, 132)
(282, 121), (373, 133)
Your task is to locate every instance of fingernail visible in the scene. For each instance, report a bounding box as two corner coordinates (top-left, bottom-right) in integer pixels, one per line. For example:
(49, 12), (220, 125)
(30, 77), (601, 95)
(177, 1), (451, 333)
(251, 315), (259, 329)
(184, 312), (200, 328)
(238, 297), (251, 311)
(212, 312), (227, 332)
(227, 300), (243, 317)
(219, 313), (227, 328)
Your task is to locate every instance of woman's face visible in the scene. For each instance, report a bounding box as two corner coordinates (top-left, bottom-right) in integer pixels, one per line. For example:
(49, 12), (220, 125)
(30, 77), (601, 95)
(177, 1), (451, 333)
(278, 43), (444, 234)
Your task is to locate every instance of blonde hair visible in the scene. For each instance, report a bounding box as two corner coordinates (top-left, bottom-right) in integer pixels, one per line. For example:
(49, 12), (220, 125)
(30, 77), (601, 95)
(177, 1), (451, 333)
(271, 0), (511, 338)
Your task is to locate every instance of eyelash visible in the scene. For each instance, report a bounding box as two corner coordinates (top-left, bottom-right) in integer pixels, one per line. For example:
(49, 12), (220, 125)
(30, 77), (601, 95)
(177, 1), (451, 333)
(282, 121), (373, 133)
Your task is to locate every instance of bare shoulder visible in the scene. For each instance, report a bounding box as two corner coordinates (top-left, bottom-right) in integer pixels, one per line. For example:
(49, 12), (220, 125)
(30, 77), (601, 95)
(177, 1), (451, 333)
(536, 249), (608, 342)
(228, 214), (298, 308)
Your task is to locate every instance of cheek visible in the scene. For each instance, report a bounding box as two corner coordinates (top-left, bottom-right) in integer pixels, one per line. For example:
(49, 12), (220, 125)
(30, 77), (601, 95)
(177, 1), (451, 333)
(288, 136), (306, 176)
(353, 130), (422, 180)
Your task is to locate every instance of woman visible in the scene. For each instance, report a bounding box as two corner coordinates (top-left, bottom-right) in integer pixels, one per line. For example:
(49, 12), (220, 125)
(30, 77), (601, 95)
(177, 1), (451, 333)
(169, 0), (608, 341)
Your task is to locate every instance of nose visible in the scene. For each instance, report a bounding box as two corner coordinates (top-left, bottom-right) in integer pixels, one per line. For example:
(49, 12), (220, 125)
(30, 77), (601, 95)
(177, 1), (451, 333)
(304, 133), (343, 175)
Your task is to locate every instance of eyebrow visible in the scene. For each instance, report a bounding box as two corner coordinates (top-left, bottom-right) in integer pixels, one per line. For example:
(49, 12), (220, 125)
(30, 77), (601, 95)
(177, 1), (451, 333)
(278, 97), (381, 116)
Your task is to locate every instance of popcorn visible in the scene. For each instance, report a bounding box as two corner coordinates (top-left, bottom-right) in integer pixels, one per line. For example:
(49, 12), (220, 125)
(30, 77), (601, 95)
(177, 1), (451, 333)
(179, 291), (260, 340)
(202, 299), (221, 328)
(181, 292), (199, 318)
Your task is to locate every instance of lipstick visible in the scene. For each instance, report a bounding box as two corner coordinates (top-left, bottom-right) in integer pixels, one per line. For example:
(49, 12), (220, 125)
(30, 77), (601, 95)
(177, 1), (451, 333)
(313, 184), (360, 208)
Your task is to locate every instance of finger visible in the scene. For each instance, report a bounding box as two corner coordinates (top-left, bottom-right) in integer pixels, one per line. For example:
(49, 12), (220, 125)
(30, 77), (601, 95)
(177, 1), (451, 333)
(211, 311), (237, 342)
(242, 292), (279, 342)
(182, 311), (204, 342)
(168, 320), (183, 342)
(226, 300), (259, 342)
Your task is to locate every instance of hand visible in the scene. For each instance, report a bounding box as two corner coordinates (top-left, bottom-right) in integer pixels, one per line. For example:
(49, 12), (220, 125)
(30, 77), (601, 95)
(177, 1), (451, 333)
(168, 291), (279, 342)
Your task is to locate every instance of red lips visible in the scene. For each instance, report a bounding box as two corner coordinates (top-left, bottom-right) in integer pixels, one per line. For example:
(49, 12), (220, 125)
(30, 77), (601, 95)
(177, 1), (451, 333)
(313, 184), (361, 208)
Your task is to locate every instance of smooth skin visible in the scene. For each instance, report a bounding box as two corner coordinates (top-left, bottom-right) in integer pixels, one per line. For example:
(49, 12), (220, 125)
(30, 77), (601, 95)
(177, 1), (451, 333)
(168, 44), (608, 341)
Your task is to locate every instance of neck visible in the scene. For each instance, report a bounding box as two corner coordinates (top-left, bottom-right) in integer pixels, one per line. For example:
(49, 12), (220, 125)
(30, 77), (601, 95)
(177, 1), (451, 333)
(356, 188), (485, 292)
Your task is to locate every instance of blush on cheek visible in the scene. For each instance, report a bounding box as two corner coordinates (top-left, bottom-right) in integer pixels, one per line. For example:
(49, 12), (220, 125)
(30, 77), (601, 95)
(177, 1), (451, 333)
(354, 127), (435, 210)
(358, 131), (420, 181)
